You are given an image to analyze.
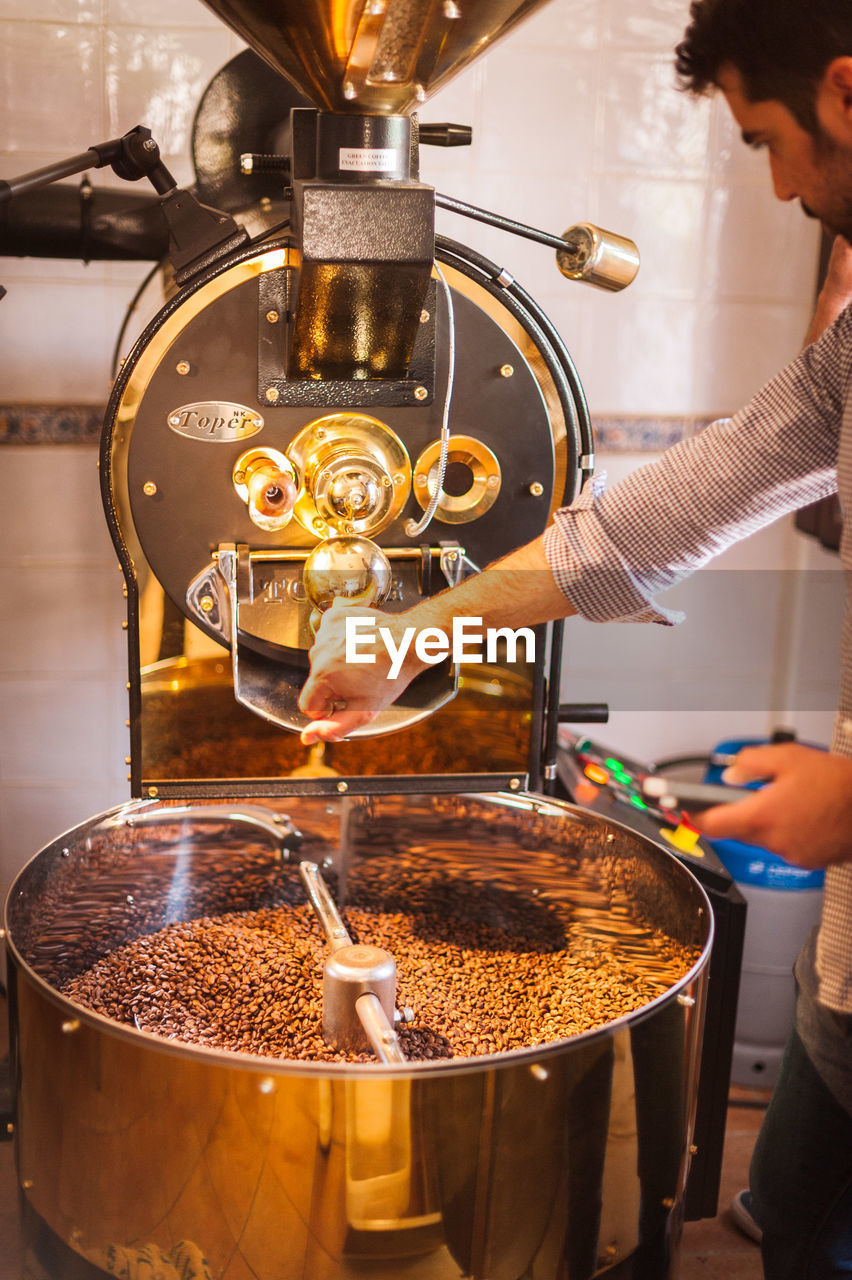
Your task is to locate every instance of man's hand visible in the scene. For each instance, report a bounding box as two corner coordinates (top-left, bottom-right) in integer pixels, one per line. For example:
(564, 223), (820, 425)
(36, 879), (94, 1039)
(298, 600), (422, 743)
(696, 743), (852, 869)
(297, 531), (573, 744)
(806, 234), (852, 343)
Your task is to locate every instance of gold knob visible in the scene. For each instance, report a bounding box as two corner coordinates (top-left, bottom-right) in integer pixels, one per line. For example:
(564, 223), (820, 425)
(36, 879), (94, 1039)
(556, 223), (640, 291)
(303, 536), (392, 614)
(233, 448), (298, 532)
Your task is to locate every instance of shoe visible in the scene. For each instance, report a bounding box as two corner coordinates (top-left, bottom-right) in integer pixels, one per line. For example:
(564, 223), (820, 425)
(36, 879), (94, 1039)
(730, 1189), (763, 1244)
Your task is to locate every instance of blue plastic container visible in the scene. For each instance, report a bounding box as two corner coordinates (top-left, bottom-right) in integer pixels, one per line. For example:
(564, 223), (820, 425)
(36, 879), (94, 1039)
(705, 737), (824, 1087)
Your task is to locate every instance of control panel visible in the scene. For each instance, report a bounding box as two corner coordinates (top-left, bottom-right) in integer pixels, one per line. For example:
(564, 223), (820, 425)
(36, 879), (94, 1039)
(556, 731), (733, 892)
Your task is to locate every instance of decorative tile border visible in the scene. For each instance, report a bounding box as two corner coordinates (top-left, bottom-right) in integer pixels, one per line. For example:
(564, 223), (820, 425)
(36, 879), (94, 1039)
(0, 405), (103, 445)
(0, 406), (722, 452)
(591, 416), (718, 452)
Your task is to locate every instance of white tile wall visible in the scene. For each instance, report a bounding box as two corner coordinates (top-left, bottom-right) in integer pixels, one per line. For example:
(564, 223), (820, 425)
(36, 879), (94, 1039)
(0, 0), (839, 897)
(421, 4), (821, 417)
(0, 448), (128, 914)
(104, 26), (233, 156)
(0, 0), (823, 408)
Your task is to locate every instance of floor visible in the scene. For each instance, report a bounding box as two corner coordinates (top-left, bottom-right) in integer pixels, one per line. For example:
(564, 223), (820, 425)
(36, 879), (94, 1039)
(681, 1087), (769, 1278)
(0, 989), (767, 1280)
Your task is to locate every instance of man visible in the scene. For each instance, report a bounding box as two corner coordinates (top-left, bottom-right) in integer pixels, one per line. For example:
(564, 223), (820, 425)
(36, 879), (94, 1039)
(300, 2), (852, 1272)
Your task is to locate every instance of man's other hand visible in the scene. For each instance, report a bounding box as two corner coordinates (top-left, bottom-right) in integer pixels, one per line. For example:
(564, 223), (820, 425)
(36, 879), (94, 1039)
(697, 743), (852, 869)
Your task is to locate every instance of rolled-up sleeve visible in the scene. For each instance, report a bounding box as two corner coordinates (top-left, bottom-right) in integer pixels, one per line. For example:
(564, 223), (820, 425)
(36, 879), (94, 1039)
(544, 476), (684, 624)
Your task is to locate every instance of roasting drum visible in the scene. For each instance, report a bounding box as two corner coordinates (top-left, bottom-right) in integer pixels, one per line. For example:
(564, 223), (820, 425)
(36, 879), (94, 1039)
(5, 791), (711, 1280)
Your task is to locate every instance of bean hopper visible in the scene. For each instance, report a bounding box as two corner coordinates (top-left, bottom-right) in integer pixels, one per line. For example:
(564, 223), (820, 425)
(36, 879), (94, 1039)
(3, 3), (719, 1277)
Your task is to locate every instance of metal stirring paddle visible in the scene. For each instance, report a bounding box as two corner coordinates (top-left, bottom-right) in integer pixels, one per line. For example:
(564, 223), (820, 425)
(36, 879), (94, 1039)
(299, 860), (407, 1064)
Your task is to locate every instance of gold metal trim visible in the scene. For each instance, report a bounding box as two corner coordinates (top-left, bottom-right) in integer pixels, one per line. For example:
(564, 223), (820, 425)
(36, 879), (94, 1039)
(413, 434), (501, 524)
(287, 411), (412, 538)
(108, 248), (295, 574)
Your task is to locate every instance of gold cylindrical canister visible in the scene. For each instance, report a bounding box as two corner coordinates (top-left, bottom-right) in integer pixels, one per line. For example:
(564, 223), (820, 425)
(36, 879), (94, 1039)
(556, 223), (640, 292)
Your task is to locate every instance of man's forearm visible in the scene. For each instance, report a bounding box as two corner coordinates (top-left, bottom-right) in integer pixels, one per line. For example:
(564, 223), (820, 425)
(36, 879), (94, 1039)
(403, 533), (577, 638)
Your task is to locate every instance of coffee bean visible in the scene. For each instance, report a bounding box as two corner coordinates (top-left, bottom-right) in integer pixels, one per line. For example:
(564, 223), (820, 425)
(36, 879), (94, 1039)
(62, 862), (698, 1065)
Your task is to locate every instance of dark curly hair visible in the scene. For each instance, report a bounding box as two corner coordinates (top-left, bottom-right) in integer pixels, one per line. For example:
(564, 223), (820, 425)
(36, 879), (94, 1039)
(676, 0), (852, 132)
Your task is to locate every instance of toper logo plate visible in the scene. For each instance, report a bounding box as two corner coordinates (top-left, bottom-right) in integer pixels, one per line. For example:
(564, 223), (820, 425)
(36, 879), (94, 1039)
(167, 402), (264, 441)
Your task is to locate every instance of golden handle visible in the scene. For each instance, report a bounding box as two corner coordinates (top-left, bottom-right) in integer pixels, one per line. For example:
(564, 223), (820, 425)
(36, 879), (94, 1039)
(233, 447), (298, 531)
(556, 223), (640, 292)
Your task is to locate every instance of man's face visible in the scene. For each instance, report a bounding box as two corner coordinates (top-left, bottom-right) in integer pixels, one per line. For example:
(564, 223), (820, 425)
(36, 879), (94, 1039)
(718, 64), (852, 241)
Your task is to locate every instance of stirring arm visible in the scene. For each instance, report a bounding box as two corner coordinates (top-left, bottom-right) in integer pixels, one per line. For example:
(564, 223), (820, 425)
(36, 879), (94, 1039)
(299, 860), (407, 1064)
(299, 859), (353, 953)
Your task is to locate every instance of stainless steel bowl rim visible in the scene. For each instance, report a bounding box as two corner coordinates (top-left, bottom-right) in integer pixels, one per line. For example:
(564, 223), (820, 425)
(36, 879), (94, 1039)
(3, 792), (714, 1080)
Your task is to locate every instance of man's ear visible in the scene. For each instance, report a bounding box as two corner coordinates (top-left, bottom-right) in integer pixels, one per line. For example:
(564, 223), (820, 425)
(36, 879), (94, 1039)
(818, 57), (852, 140)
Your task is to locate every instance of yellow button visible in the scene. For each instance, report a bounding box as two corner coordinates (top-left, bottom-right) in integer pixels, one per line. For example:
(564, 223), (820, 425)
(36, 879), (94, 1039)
(660, 822), (703, 855)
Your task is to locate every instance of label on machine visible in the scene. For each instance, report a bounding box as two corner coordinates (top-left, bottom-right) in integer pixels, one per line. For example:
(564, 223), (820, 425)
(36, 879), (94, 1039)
(338, 147), (398, 172)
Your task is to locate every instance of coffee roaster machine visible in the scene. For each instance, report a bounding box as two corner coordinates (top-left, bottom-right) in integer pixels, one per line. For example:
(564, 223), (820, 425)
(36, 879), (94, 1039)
(1, 2), (745, 1276)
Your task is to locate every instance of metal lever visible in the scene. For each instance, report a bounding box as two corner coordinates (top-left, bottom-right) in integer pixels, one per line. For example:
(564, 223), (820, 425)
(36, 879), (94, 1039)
(105, 802), (302, 859)
(300, 859), (353, 953)
(419, 123), (472, 147)
(0, 126), (248, 282)
(240, 152), (291, 176)
(558, 703), (610, 724)
(299, 862), (407, 1064)
(435, 193), (639, 290)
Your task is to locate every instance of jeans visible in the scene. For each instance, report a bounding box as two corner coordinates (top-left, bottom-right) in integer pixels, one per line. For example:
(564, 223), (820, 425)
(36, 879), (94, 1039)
(751, 1027), (852, 1278)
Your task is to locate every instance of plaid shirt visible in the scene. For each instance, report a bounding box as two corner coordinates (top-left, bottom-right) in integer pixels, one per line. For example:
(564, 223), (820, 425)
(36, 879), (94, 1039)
(544, 303), (852, 1013)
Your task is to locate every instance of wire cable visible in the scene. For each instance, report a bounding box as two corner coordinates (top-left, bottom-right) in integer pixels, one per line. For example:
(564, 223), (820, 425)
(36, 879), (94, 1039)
(109, 260), (161, 380)
(404, 261), (455, 538)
